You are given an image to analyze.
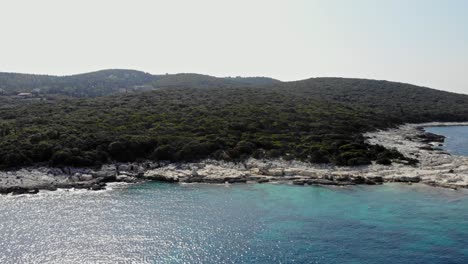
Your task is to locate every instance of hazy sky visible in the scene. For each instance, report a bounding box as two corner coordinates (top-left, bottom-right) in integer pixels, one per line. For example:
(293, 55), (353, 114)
(1, 0), (467, 93)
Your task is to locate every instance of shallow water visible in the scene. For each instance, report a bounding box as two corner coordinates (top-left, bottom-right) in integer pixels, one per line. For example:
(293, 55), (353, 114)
(425, 126), (468, 156)
(1, 183), (468, 264)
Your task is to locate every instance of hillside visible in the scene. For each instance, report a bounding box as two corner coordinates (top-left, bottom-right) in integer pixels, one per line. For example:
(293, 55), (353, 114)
(282, 78), (468, 123)
(0, 75), (467, 169)
(0, 70), (280, 97)
(0, 69), (155, 97)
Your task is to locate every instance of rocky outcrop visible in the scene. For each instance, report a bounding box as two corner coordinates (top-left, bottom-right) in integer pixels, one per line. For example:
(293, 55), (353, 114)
(293, 178), (353, 186)
(144, 170), (181, 182)
(0, 164), (146, 195)
(418, 132), (446, 143)
(142, 164), (250, 184)
(0, 186), (39, 195)
(391, 176), (421, 183)
(139, 162), (396, 186)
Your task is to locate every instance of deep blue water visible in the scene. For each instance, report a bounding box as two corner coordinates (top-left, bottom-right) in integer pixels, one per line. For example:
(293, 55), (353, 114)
(425, 126), (468, 156)
(1, 183), (468, 264)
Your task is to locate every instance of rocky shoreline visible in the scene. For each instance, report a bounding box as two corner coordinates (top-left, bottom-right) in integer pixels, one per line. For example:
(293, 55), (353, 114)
(1, 122), (467, 195)
(364, 122), (468, 189)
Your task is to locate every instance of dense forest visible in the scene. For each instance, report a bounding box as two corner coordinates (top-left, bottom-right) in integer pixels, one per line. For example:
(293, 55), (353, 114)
(0, 70), (279, 97)
(0, 71), (467, 169)
(283, 78), (468, 123)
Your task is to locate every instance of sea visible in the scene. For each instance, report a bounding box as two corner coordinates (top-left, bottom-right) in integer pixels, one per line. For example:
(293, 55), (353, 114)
(425, 126), (468, 156)
(0, 126), (468, 264)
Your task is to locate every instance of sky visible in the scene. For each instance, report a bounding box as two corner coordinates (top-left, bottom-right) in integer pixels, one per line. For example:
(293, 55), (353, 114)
(0, 0), (467, 94)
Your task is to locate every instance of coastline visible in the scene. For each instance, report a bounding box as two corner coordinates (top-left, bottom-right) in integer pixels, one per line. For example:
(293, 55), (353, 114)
(1, 122), (468, 195)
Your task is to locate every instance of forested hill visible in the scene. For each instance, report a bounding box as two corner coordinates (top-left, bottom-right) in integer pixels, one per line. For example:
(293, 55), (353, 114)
(153, 73), (280, 88)
(0, 75), (467, 169)
(0, 70), (280, 97)
(280, 77), (468, 123)
(0, 70), (155, 97)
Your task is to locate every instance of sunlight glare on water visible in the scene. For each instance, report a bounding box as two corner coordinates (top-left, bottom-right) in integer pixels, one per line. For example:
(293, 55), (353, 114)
(1, 183), (468, 264)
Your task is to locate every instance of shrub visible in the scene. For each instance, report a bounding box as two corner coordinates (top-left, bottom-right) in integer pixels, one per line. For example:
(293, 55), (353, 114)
(309, 150), (330, 164)
(151, 145), (175, 160)
(376, 158), (392, 165)
(108, 141), (135, 162)
(347, 157), (372, 166)
(2, 152), (31, 168)
(51, 150), (73, 166)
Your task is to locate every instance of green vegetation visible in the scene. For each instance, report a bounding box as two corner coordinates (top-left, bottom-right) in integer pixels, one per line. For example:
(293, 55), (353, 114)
(0, 72), (467, 169)
(283, 78), (468, 123)
(153, 73), (280, 88)
(0, 70), (155, 97)
(0, 70), (279, 97)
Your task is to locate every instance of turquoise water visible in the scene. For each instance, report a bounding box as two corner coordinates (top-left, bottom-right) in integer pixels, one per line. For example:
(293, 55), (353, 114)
(1, 183), (468, 264)
(425, 126), (468, 155)
(1, 126), (467, 263)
